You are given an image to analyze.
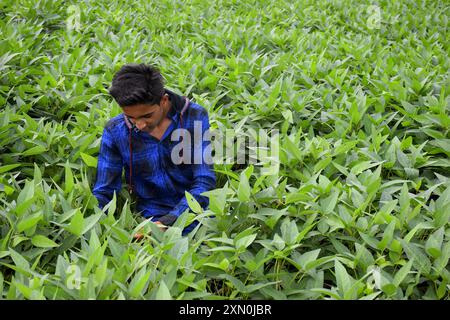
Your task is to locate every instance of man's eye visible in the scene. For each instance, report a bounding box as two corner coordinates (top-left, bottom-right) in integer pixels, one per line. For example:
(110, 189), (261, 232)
(144, 115), (152, 118)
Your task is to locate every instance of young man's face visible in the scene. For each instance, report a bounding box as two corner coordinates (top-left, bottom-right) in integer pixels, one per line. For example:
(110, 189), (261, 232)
(122, 95), (170, 132)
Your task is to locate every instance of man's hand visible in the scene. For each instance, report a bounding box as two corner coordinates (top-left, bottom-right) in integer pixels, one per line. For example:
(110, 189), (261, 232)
(133, 220), (169, 240)
(154, 221), (168, 231)
(156, 214), (177, 226)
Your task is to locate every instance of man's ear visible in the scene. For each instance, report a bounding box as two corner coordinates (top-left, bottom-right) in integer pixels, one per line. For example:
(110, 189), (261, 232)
(162, 94), (170, 108)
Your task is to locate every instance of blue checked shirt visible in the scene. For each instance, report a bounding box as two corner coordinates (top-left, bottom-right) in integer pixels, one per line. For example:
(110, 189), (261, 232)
(93, 94), (216, 222)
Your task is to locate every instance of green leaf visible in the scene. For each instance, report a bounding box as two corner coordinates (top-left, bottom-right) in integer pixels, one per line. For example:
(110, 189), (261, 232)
(218, 258), (230, 271)
(17, 211), (43, 233)
(14, 281), (34, 299)
(399, 183), (410, 209)
(243, 281), (279, 294)
(333, 141), (358, 156)
(0, 164), (21, 174)
(351, 161), (375, 175)
(31, 235), (58, 248)
(404, 222), (432, 243)
(163, 267), (177, 292)
(284, 136), (303, 161)
(425, 227), (444, 259)
(219, 274), (246, 293)
(396, 150), (411, 168)
(80, 152), (98, 168)
(253, 207), (286, 229)
(335, 260), (354, 299)
(155, 280), (172, 300)
(374, 200), (398, 224)
(302, 254), (334, 271)
(437, 279), (448, 299)
(0, 183), (14, 195)
(377, 220), (396, 251)
(281, 110), (293, 124)
(15, 180), (35, 216)
(64, 161), (74, 194)
(9, 248), (30, 272)
(33, 163), (42, 185)
(400, 240), (431, 274)
(105, 193), (117, 216)
(280, 219), (299, 244)
(321, 189), (339, 214)
(204, 183), (227, 214)
(429, 139), (450, 156)
(293, 249), (321, 270)
(434, 186), (450, 228)
(66, 210), (84, 236)
(58, 208), (79, 224)
(235, 234), (257, 250)
(434, 241), (450, 274)
(355, 243), (374, 271)
(129, 268), (151, 298)
(12, 236), (28, 247)
(309, 288), (341, 300)
(349, 101), (360, 124)
(94, 260), (108, 287)
(185, 191), (202, 214)
(314, 157), (332, 173)
(285, 191), (310, 204)
(393, 260), (413, 287)
(272, 234), (285, 251)
(382, 283), (397, 296)
(237, 170), (251, 202)
(82, 210), (103, 235)
(21, 145), (46, 157)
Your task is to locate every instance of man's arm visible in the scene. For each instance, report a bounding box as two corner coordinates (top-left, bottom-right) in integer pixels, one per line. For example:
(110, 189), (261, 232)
(163, 110), (216, 223)
(92, 126), (123, 209)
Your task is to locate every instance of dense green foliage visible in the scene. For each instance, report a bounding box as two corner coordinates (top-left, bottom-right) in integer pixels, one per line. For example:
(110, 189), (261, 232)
(0, 0), (449, 299)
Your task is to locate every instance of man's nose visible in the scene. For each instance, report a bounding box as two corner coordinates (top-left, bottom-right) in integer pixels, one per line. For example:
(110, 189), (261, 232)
(135, 119), (146, 130)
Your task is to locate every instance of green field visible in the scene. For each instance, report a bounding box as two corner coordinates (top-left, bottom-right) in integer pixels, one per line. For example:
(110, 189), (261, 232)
(0, 0), (449, 299)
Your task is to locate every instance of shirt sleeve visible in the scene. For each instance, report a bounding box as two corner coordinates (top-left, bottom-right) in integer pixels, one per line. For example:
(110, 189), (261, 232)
(92, 126), (123, 209)
(168, 109), (216, 217)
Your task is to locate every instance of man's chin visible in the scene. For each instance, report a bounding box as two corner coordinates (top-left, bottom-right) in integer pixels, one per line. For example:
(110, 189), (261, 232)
(143, 126), (156, 133)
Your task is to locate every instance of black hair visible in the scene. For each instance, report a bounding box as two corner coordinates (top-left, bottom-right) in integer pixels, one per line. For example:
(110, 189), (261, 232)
(109, 63), (165, 107)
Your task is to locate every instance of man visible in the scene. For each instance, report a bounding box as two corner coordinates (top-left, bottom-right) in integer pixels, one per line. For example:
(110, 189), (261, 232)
(93, 63), (216, 236)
